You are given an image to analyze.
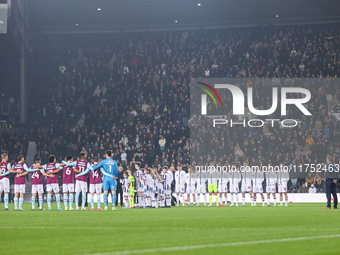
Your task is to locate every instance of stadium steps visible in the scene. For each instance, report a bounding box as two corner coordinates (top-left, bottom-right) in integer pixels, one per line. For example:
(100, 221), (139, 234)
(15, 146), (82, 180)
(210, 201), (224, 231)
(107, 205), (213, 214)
(24, 141), (37, 202)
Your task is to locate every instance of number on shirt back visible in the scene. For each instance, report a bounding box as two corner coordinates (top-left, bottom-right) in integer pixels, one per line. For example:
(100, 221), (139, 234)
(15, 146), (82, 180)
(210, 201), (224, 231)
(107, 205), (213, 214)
(92, 171), (99, 179)
(65, 168), (71, 175)
(79, 166), (85, 172)
(32, 171), (39, 178)
(109, 165), (112, 173)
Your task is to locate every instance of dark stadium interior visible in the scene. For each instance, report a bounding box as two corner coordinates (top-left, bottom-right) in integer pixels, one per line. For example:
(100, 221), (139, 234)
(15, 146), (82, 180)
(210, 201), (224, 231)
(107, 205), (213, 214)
(1, 0), (340, 201)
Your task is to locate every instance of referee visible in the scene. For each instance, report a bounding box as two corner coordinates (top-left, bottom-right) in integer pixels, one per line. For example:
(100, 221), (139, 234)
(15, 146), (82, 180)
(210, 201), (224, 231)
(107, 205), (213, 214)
(324, 155), (338, 209)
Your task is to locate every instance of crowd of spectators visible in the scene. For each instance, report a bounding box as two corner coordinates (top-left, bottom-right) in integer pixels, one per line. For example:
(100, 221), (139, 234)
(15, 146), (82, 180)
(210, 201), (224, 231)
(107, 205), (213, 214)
(26, 25), (340, 193)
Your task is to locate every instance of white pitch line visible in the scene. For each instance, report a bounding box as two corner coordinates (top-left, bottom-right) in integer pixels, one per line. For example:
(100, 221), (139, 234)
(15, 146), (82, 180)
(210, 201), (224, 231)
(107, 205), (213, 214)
(0, 226), (338, 232)
(82, 234), (340, 255)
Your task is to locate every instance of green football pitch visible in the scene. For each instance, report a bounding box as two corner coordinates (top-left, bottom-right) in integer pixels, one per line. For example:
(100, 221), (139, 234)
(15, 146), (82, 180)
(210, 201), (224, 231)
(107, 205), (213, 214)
(0, 203), (339, 255)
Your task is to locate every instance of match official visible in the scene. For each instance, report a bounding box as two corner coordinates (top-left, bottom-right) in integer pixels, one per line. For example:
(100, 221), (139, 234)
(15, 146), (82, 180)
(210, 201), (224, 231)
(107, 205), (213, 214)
(324, 155), (338, 209)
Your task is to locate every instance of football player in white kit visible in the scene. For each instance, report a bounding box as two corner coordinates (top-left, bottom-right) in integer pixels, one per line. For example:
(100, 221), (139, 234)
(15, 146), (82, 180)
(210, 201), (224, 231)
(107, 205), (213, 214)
(150, 168), (158, 208)
(122, 171), (130, 209)
(134, 162), (144, 208)
(159, 166), (172, 207)
(195, 167), (207, 206)
(143, 168), (153, 208)
(252, 165), (265, 206)
(278, 163), (289, 206)
(185, 166), (197, 206)
(266, 164), (278, 206)
(175, 164), (186, 206)
(241, 161), (255, 206)
(228, 162), (241, 207)
(217, 164), (228, 207)
(157, 168), (165, 207)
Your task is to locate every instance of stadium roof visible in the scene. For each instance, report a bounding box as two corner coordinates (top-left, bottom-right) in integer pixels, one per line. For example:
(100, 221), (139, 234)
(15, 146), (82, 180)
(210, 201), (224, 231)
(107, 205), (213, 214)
(27, 0), (340, 34)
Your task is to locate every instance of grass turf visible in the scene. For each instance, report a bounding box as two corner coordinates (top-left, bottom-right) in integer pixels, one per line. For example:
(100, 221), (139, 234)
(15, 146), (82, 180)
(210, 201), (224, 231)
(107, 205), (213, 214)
(0, 203), (339, 255)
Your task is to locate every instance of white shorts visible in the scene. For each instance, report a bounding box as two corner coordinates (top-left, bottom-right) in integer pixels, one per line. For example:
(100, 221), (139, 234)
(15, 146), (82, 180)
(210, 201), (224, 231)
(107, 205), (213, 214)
(164, 189), (171, 195)
(32, 184), (44, 194)
(175, 184), (185, 193)
(197, 183), (206, 193)
(186, 184), (196, 194)
(137, 185), (144, 193)
(14, 184), (25, 194)
(47, 183), (59, 193)
(0, 178), (10, 193)
(75, 180), (88, 193)
(145, 190), (153, 197)
(241, 182), (252, 192)
(266, 185), (276, 194)
(218, 184), (228, 193)
(89, 183), (101, 194)
(253, 185), (264, 193)
(230, 184), (239, 193)
(278, 182), (288, 193)
(63, 183), (75, 193)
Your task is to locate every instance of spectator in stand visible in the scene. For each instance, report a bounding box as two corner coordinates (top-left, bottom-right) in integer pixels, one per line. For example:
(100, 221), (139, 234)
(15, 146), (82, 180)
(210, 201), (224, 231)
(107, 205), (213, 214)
(309, 184), (317, 193)
(159, 136), (166, 154)
(299, 183), (309, 193)
(306, 173), (315, 188)
(314, 173), (324, 193)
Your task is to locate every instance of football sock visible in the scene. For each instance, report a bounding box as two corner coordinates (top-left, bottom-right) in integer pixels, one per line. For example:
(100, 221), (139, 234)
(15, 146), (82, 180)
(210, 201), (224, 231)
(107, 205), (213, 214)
(56, 194), (61, 208)
(75, 192), (80, 207)
(112, 193), (116, 207)
(97, 194), (101, 208)
(4, 194), (8, 208)
(19, 198), (23, 208)
(47, 194), (51, 208)
(69, 193), (74, 208)
(63, 194), (68, 208)
(14, 197), (18, 209)
(90, 195), (94, 208)
(82, 193), (86, 208)
(104, 194), (108, 206)
(32, 196), (36, 208)
(39, 196), (43, 208)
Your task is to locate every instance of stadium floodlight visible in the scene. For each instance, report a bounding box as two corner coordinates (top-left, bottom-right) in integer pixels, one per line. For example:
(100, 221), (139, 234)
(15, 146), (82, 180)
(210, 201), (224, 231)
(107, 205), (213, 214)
(98, 8), (101, 11)
(197, 3), (201, 6)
